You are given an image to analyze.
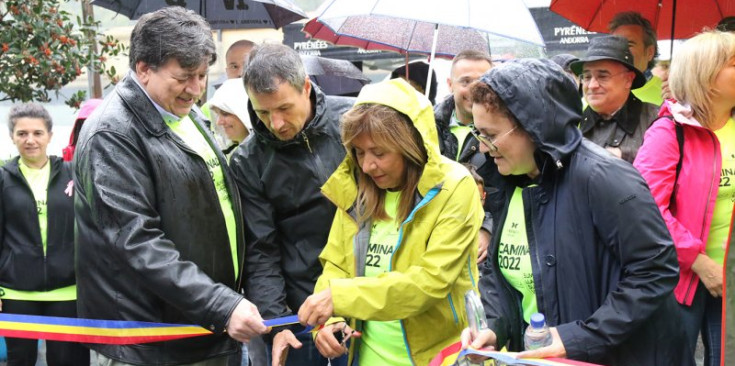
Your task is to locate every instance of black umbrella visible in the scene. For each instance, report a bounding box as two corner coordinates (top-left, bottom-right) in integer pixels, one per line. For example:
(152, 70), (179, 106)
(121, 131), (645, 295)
(91, 0), (307, 29)
(301, 55), (370, 97)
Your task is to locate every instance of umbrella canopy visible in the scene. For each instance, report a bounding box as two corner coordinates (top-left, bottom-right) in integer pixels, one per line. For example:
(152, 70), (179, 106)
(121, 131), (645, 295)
(303, 0), (543, 98)
(550, 0), (735, 40)
(301, 55), (369, 96)
(91, 0), (307, 29)
(310, 0), (544, 47)
(304, 16), (490, 59)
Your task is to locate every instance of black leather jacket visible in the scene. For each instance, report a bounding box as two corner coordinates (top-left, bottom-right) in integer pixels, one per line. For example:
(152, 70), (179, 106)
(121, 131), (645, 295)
(230, 85), (353, 326)
(0, 156), (75, 292)
(74, 75), (245, 364)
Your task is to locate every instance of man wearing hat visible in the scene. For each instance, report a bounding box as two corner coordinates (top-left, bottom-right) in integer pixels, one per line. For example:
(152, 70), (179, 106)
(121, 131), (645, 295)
(570, 35), (659, 163)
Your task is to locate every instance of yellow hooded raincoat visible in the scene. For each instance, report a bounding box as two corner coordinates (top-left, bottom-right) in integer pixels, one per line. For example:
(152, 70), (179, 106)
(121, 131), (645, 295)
(317, 79), (484, 365)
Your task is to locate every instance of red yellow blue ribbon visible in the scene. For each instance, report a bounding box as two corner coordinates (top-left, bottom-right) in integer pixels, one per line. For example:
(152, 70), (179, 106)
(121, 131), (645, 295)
(0, 313), (211, 344)
(0, 313), (310, 344)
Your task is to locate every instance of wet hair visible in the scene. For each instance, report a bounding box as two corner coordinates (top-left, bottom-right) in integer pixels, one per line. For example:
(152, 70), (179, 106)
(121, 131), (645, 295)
(608, 11), (659, 70)
(128, 7), (216, 70)
(669, 31), (735, 129)
(451, 50), (493, 71)
(8, 103), (53, 134)
(242, 43), (306, 94)
(341, 103), (427, 224)
(469, 80), (519, 126)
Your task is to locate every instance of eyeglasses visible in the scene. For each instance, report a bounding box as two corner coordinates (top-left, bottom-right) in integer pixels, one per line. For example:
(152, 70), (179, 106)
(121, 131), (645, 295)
(471, 126), (517, 153)
(580, 70), (630, 85)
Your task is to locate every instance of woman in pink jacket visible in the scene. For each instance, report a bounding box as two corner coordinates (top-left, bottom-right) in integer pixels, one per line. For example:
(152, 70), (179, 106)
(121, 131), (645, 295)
(634, 30), (735, 366)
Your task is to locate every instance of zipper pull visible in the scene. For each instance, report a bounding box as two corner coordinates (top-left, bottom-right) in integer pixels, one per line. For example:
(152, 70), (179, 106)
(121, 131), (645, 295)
(302, 132), (313, 153)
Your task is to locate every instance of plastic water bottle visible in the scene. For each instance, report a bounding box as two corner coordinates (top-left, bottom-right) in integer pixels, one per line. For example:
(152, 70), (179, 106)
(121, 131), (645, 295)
(524, 313), (552, 350)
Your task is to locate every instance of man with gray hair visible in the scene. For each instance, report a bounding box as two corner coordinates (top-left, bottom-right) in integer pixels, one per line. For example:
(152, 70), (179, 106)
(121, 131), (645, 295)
(609, 11), (663, 106)
(230, 43), (353, 366)
(74, 7), (267, 365)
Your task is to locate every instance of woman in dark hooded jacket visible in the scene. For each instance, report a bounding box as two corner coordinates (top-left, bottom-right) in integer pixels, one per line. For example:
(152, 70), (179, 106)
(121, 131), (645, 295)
(460, 58), (692, 366)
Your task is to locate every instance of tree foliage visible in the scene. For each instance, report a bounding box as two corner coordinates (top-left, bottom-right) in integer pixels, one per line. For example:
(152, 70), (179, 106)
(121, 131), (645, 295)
(0, 0), (125, 108)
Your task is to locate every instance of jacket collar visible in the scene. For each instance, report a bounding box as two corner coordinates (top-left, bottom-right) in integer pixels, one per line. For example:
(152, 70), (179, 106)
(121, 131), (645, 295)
(3, 156), (62, 182)
(249, 83), (330, 148)
(116, 75), (172, 137)
(117, 74), (211, 137)
(580, 93), (643, 136)
(433, 94), (455, 128)
(322, 151), (446, 213)
(662, 100), (708, 128)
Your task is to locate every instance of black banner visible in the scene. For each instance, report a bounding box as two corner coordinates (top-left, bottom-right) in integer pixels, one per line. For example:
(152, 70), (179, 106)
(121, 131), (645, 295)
(530, 7), (606, 56)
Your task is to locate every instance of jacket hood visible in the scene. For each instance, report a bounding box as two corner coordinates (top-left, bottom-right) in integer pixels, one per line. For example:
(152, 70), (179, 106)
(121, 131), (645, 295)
(480, 58), (582, 169)
(659, 99), (706, 128)
(355, 78), (441, 153)
(208, 79), (252, 131)
(323, 78), (445, 209)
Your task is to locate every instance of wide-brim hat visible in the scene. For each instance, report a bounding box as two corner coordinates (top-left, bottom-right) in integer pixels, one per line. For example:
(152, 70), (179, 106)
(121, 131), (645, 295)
(569, 35), (646, 89)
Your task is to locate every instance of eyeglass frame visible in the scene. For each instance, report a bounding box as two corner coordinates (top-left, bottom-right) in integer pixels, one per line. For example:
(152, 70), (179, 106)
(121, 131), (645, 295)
(471, 126), (517, 153)
(579, 69), (632, 85)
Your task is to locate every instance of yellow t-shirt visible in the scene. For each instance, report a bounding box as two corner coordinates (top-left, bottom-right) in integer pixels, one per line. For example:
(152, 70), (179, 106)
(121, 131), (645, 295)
(359, 191), (413, 366)
(706, 118), (735, 265)
(450, 124), (473, 160)
(632, 75), (663, 106)
(165, 114), (239, 278)
(499, 187), (537, 323)
(2, 160), (76, 301)
(18, 159), (50, 256)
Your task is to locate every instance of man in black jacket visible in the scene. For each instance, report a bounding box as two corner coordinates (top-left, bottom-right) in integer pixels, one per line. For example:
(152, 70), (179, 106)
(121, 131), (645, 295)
(230, 44), (354, 366)
(435, 50), (493, 163)
(74, 7), (267, 365)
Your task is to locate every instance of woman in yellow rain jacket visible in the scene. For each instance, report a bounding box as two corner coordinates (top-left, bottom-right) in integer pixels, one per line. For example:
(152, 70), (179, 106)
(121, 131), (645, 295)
(297, 78), (484, 365)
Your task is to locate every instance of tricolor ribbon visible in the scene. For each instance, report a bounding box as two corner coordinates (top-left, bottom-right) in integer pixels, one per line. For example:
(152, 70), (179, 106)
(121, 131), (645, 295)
(0, 313), (311, 345)
(429, 341), (603, 366)
(263, 315), (314, 334)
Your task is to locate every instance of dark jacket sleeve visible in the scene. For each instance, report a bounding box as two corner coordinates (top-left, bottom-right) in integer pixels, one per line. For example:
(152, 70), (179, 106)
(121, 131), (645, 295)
(479, 259), (512, 349)
(230, 151), (290, 321)
(555, 160), (679, 360)
(76, 131), (242, 332)
(480, 213), (493, 234)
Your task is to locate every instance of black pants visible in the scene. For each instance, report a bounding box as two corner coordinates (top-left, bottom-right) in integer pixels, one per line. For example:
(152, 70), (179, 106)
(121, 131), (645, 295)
(3, 299), (90, 366)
